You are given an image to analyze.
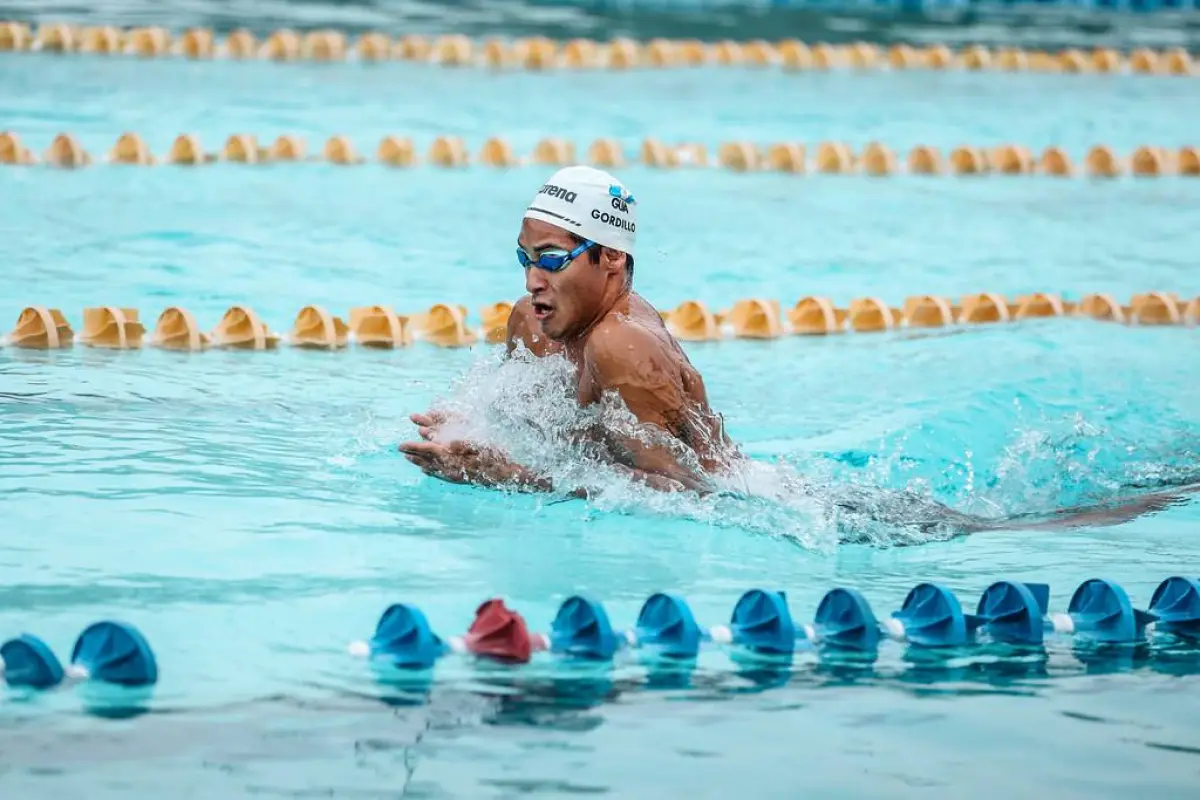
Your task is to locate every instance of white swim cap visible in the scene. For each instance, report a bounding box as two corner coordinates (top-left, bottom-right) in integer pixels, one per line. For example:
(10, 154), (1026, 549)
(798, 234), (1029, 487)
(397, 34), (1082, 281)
(523, 165), (637, 258)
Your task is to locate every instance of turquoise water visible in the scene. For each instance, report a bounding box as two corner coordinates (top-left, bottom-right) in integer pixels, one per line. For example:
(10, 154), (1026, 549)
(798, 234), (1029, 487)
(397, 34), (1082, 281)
(3, 44), (1200, 797)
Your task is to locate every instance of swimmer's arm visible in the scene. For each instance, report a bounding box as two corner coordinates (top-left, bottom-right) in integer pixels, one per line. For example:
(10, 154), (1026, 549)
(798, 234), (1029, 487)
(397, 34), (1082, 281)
(400, 439), (687, 497)
(496, 460), (689, 496)
(501, 459), (690, 496)
(582, 326), (714, 494)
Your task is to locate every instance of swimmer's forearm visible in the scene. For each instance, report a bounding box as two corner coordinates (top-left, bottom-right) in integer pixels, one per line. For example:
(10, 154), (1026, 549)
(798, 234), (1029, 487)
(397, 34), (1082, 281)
(612, 456), (713, 494)
(492, 459), (697, 496)
(620, 466), (698, 494)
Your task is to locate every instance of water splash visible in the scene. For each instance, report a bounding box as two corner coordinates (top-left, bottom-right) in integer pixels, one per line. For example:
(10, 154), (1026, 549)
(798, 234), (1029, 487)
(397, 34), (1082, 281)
(400, 347), (982, 551)
(384, 346), (1200, 552)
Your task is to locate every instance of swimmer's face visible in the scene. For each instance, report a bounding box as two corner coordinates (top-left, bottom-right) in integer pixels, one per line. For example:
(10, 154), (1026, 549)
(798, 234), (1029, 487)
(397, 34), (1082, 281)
(518, 218), (625, 341)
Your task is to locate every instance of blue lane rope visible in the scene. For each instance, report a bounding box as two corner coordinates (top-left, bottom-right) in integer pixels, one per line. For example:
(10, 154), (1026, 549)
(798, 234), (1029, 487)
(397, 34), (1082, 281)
(1, 621), (157, 690)
(349, 575), (1200, 671)
(5, 577), (1200, 706)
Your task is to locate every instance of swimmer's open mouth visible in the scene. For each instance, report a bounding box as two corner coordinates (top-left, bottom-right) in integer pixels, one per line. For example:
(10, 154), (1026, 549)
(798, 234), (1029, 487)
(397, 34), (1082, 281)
(532, 301), (554, 320)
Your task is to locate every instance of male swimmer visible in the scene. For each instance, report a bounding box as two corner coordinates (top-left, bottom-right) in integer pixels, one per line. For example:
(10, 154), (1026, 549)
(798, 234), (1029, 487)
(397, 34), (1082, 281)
(399, 166), (1199, 535)
(400, 165), (734, 494)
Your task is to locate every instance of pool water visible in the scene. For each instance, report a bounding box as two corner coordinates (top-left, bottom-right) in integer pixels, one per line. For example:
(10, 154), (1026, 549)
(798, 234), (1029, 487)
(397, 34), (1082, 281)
(3, 36), (1200, 799)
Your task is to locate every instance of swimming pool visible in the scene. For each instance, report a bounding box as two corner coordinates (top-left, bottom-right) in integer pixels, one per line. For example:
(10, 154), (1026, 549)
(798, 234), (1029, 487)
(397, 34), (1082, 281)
(3, 26), (1200, 798)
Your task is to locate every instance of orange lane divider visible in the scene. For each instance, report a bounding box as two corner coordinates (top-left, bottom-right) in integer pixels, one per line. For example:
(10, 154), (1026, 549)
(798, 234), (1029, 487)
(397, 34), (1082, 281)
(1, 23), (1194, 77)
(4, 293), (1197, 351)
(3, 132), (1199, 178)
(663, 292), (1200, 339)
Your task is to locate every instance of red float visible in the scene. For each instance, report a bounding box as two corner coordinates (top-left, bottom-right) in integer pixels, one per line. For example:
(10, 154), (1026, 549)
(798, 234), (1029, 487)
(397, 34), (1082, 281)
(464, 598), (536, 663)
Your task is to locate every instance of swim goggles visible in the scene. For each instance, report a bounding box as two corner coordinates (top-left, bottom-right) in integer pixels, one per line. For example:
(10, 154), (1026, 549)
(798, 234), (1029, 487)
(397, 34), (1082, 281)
(516, 239), (594, 272)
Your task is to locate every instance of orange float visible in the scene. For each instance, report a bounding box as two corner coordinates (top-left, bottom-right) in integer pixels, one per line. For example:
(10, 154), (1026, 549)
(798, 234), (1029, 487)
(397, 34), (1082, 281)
(958, 293), (1011, 324)
(1075, 293), (1127, 323)
(726, 299), (783, 339)
(1014, 293), (1065, 319)
(151, 307), (210, 350)
(666, 301), (720, 342)
(323, 136), (364, 165)
(269, 135), (306, 161)
(847, 298), (901, 332)
(718, 141), (759, 172)
(291, 306), (349, 348)
(7, 307), (74, 349)
(80, 307), (145, 348)
(45, 133), (91, 168)
(349, 306), (411, 347)
(1130, 292), (1181, 325)
(766, 143), (804, 173)
(1085, 146), (1122, 178)
(109, 132), (154, 165)
(788, 297), (846, 335)
(211, 305), (280, 349)
(907, 146), (944, 175)
(902, 295), (955, 328)
(378, 136), (417, 167)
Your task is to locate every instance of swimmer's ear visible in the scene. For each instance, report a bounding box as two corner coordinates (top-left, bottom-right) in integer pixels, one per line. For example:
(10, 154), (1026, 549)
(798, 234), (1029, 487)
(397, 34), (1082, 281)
(598, 246), (627, 276)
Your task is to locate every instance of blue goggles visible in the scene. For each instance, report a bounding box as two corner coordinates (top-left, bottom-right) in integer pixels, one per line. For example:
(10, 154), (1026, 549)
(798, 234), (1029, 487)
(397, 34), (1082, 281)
(516, 239), (594, 272)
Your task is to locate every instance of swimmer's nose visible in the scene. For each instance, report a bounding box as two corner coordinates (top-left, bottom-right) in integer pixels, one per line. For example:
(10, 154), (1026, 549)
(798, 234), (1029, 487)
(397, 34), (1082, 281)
(525, 265), (548, 295)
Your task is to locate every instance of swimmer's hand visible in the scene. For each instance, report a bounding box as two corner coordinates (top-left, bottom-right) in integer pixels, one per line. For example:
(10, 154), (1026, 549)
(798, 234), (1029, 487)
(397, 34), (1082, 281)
(399, 439), (552, 492)
(410, 410), (464, 441)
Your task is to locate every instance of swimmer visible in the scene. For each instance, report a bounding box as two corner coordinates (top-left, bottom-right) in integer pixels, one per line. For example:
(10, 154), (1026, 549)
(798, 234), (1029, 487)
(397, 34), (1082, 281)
(399, 167), (1199, 535)
(400, 165), (735, 494)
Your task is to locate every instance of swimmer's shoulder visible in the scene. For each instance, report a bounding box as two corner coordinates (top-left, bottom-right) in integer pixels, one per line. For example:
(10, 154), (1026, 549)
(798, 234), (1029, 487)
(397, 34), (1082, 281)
(586, 310), (677, 373)
(505, 295), (533, 343)
(509, 294), (535, 325)
(628, 292), (669, 329)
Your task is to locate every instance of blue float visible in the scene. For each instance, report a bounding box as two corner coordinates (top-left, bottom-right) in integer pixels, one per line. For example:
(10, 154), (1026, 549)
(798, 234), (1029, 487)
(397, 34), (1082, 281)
(812, 587), (881, 651)
(1066, 579), (1157, 643)
(890, 583), (983, 646)
(975, 580), (1052, 645)
(69, 621), (158, 686)
(551, 596), (620, 660)
(367, 603), (448, 668)
(1, 621), (157, 690)
(0, 633), (64, 689)
(728, 589), (797, 654)
(633, 592), (702, 658)
(1148, 576), (1200, 637)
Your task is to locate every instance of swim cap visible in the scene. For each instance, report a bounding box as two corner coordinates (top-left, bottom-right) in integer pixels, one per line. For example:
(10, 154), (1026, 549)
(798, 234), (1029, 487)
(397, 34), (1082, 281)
(523, 165), (637, 258)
